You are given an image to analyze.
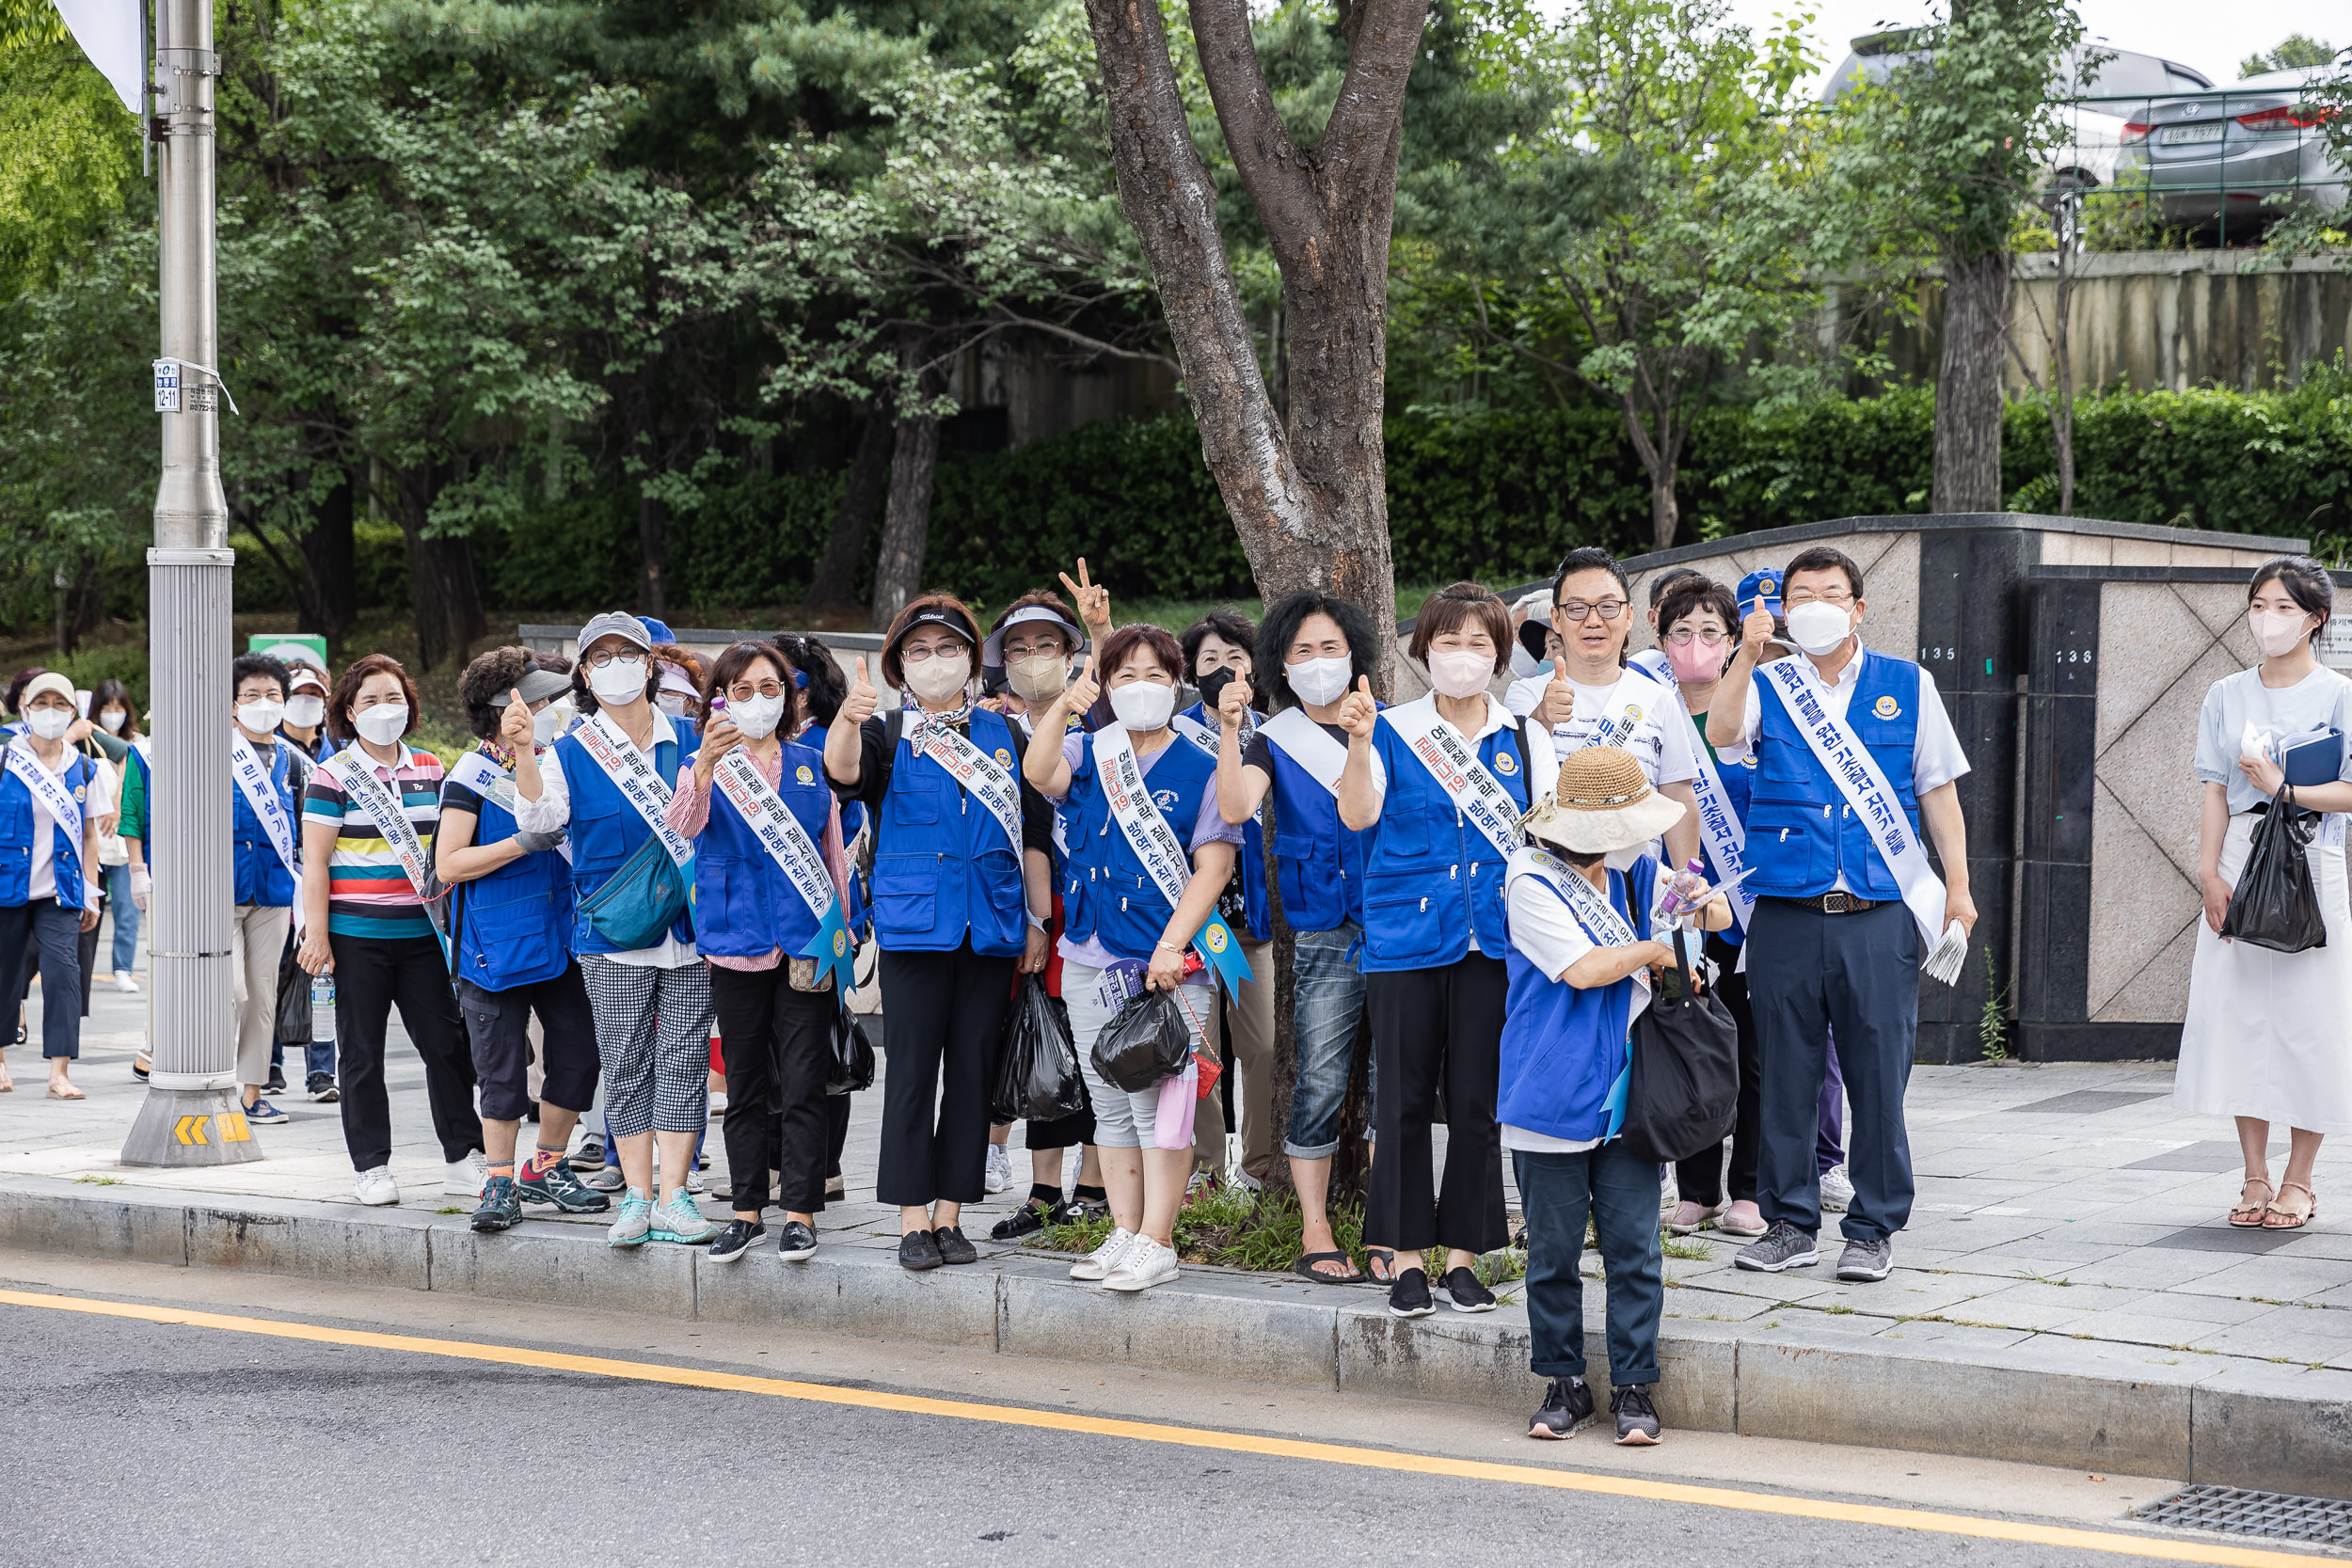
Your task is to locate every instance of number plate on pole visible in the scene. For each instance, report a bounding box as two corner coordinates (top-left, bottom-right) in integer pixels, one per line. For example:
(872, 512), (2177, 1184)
(153, 358), (182, 412)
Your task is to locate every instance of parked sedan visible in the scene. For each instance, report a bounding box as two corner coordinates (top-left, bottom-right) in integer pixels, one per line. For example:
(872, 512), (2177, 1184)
(2111, 67), (2348, 237)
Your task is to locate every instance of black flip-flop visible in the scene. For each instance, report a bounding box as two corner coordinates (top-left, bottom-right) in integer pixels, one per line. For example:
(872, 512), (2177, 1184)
(1364, 1246), (1399, 1286)
(1292, 1250), (1363, 1284)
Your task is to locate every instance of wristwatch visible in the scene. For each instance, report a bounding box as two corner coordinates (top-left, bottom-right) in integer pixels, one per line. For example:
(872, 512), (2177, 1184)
(1026, 911), (1048, 932)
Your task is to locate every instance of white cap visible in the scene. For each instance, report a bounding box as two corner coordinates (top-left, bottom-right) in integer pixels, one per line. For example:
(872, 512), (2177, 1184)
(982, 604), (1088, 669)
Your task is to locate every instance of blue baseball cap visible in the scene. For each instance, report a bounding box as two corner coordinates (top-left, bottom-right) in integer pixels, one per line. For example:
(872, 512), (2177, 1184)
(638, 616), (677, 644)
(1736, 569), (1782, 620)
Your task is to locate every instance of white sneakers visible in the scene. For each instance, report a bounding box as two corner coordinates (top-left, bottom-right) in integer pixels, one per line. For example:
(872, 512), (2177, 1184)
(355, 1167), (399, 1206)
(1069, 1227), (1136, 1280)
(1103, 1236), (1178, 1292)
(984, 1145), (1014, 1195)
(112, 972), (138, 993)
(443, 1149), (489, 1197)
(1820, 1164), (1855, 1213)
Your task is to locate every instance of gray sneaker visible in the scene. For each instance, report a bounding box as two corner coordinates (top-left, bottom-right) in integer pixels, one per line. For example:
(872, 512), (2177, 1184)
(1733, 1220), (1820, 1274)
(650, 1190), (722, 1245)
(1836, 1236), (1893, 1282)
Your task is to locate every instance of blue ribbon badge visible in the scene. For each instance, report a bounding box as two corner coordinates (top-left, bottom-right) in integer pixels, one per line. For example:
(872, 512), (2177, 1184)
(1189, 912), (1256, 998)
(801, 895), (857, 1003)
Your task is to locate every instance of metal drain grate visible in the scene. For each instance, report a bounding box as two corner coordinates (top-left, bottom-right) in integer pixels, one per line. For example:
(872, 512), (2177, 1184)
(2136, 1485), (2352, 1545)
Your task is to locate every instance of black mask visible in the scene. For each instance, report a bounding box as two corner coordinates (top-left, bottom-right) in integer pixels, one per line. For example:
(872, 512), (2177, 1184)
(1195, 666), (1255, 716)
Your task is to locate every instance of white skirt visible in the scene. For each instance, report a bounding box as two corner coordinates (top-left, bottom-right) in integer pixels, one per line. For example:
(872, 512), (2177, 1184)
(2177, 811), (2352, 1134)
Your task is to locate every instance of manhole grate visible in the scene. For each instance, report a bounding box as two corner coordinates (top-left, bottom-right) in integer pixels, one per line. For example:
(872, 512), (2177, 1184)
(2136, 1485), (2352, 1545)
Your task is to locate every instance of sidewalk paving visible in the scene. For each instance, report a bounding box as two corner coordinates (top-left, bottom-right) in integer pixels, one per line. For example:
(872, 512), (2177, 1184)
(5, 962), (2351, 1493)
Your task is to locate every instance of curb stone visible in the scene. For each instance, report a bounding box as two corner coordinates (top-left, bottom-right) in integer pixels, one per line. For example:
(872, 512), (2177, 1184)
(5, 1173), (2347, 1498)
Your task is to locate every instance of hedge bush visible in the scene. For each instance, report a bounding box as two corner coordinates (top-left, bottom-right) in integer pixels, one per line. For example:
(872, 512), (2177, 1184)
(220, 371), (2352, 619)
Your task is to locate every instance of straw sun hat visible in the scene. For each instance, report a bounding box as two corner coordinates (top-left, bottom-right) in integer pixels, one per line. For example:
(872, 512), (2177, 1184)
(1518, 745), (1686, 856)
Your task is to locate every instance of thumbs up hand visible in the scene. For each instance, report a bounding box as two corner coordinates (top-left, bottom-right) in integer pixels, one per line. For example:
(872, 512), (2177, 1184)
(842, 657), (879, 726)
(499, 688), (535, 752)
(1336, 675), (1378, 739)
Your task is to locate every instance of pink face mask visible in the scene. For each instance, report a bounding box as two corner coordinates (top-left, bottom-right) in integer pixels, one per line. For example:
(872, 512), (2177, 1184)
(1665, 636), (1724, 683)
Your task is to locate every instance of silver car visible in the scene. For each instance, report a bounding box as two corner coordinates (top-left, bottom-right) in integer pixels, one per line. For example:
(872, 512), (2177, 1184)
(2109, 67), (2349, 236)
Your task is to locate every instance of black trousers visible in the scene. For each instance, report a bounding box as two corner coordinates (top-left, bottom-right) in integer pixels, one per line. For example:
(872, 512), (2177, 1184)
(1675, 931), (1763, 1208)
(329, 932), (482, 1172)
(875, 942), (1015, 1208)
(0, 899), (82, 1059)
(455, 961), (599, 1124)
(1364, 953), (1508, 1256)
(710, 965), (835, 1215)
(827, 1092), (850, 1179)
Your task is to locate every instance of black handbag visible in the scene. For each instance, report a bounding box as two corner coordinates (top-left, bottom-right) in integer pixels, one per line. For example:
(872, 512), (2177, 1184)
(825, 1007), (877, 1095)
(2219, 784), (2328, 954)
(1618, 928), (1741, 1164)
(274, 939), (311, 1044)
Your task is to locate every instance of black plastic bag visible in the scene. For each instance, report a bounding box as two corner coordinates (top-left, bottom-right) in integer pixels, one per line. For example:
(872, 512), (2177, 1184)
(826, 1008), (877, 1095)
(1618, 929), (1741, 1164)
(274, 941), (311, 1044)
(991, 976), (1085, 1123)
(1089, 986), (1191, 1094)
(2220, 786), (2328, 954)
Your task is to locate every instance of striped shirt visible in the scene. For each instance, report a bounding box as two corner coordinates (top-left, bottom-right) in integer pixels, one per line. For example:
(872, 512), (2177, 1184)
(301, 745), (445, 940)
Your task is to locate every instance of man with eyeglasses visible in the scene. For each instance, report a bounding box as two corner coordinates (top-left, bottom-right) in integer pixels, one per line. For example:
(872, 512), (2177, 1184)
(1704, 546), (1977, 1287)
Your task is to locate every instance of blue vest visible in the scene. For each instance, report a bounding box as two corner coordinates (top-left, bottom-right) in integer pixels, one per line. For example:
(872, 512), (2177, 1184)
(230, 740), (301, 908)
(1498, 857), (1655, 1143)
(1261, 721), (1371, 934)
(1693, 716), (1755, 946)
(869, 706), (1025, 958)
(453, 753), (574, 991)
(1358, 707), (1531, 972)
(0, 745), (95, 910)
(686, 739), (834, 959)
(1063, 729), (1219, 964)
(554, 722), (694, 955)
(799, 722), (867, 933)
(1744, 654), (1922, 902)
(1180, 702), (1269, 941)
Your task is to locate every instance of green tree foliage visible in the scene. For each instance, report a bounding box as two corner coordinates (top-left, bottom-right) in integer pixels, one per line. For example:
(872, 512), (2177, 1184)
(2240, 35), (2337, 77)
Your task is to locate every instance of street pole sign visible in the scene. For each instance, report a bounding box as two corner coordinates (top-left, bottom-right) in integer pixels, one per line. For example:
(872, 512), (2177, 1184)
(119, 0), (258, 1167)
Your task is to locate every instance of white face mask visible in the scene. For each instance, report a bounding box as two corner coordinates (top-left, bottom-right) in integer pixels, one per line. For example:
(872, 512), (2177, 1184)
(283, 695), (326, 729)
(1108, 679), (1175, 732)
(1285, 656), (1352, 708)
(98, 709), (127, 733)
(2250, 608), (2312, 658)
(729, 692), (788, 739)
(236, 700), (286, 735)
(24, 707), (72, 741)
(1426, 650), (1494, 700)
(532, 704), (570, 745)
(587, 657), (648, 705)
(904, 652), (972, 705)
(1006, 654), (1069, 705)
(354, 705), (408, 747)
(1784, 601), (1856, 657)
(656, 690), (691, 719)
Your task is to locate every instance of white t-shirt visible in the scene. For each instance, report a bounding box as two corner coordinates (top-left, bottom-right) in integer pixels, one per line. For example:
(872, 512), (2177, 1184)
(1506, 670), (1698, 792)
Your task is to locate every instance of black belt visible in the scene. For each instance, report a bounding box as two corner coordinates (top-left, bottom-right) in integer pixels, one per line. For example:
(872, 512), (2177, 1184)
(1780, 892), (1882, 914)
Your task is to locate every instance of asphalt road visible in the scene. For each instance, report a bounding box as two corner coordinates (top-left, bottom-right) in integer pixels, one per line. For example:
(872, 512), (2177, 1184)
(0, 1254), (2288, 1568)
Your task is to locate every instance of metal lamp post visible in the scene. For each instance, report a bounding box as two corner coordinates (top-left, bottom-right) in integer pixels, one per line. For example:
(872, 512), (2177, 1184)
(120, 0), (257, 1167)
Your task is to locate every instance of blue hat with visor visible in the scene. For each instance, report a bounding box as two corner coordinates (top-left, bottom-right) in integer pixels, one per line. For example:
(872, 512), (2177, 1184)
(1736, 569), (1782, 620)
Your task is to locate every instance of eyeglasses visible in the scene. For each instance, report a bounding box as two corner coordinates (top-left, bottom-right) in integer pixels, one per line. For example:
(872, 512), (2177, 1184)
(1557, 599), (1629, 624)
(1783, 589), (1855, 607)
(899, 641), (966, 664)
(727, 682), (786, 701)
(582, 649), (644, 670)
(1662, 627), (1729, 647)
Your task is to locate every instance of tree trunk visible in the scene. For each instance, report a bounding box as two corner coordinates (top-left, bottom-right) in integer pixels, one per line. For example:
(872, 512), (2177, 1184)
(1934, 247), (2011, 513)
(803, 413), (894, 615)
(636, 493), (667, 616)
(297, 467), (357, 652)
(395, 461), (485, 672)
(1083, 0), (1425, 677)
(867, 410), (940, 633)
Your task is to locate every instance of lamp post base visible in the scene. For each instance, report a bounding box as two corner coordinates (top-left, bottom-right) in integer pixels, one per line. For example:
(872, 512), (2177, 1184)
(119, 1085), (265, 1167)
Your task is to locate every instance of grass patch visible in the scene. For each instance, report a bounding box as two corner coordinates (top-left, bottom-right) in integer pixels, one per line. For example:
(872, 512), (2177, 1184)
(1661, 1234), (1713, 1260)
(73, 1175), (124, 1185)
(1822, 1304), (1856, 1315)
(433, 1206), (468, 1215)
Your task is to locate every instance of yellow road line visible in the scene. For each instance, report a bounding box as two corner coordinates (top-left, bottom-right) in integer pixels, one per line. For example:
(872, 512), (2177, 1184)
(0, 1286), (2315, 1567)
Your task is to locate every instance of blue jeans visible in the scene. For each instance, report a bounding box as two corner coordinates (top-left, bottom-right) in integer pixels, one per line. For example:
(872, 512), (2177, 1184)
(1284, 924), (1368, 1159)
(103, 863), (141, 975)
(1516, 1141), (1664, 1388)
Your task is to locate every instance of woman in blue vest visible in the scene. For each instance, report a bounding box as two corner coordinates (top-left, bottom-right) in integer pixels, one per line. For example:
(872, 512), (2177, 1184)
(1336, 582), (1537, 1318)
(513, 610), (722, 1252)
(1502, 745), (1728, 1446)
(1651, 577), (1769, 1241)
(1025, 622), (1241, 1294)
(1177, 610), (1272, 1190)
(437, 647), (611, 1234)
(225, 652), (303, 1127)
(0, 672), (102, 1098)
(823, 594), (1056, 1272)
(1213, 591), (1380, 1281)
(669, 640), (853, 1266)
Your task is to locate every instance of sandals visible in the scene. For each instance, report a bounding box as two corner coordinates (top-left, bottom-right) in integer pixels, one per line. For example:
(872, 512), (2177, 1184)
(1667, 1201), (1725, 1236)
(46, 1077), (85, 1101)
(1292, 1250), (1364, 1285)
(2264, 1181), (2318, 1230)
(1365, 1246), (1399, 1285)
(2230, 1178), (2276, 1227)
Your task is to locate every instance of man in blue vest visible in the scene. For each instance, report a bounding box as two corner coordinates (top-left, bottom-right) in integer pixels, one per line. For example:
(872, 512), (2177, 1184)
(1705, 546), (1976, 1284)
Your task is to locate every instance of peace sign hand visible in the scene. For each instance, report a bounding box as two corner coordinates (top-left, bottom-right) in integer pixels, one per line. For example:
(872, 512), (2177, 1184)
(1058, 559), (1112, 639)
(1336, 675), (1378, 739)
(842, 657), (879, 726)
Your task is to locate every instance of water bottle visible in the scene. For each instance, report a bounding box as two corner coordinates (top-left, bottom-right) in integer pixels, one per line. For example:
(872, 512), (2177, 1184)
(1658, 858), (1709, 920)
(311, 972), (337, 1043)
